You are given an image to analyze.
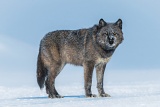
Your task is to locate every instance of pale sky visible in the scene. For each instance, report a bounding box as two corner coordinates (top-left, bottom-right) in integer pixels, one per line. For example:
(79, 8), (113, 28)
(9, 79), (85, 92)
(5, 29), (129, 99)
(0, 0), (160, 73)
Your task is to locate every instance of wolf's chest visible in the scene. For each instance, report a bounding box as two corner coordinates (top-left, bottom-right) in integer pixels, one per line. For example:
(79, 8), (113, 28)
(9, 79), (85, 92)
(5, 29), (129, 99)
(95, 56), (111, 66)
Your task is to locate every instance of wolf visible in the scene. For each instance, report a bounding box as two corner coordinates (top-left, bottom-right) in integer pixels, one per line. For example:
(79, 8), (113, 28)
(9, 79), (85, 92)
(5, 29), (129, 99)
(37, 18), (123, 98)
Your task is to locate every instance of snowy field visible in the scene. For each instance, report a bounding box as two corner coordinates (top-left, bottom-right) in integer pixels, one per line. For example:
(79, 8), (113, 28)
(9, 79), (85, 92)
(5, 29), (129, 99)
(0, 68), (160, 107)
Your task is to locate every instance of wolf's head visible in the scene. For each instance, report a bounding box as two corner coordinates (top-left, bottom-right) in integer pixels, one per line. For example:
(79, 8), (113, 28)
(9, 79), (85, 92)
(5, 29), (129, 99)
(94, 19), (124, 52)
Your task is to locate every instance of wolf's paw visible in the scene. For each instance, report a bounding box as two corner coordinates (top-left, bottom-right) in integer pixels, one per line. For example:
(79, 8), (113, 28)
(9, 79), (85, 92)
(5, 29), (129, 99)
(99, 93), (111, 97)
(86, 94), (97, 98)
(48, 94), (64, 98)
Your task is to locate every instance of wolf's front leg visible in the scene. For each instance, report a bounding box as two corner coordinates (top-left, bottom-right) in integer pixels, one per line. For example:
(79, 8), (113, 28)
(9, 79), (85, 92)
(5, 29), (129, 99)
(96, 64), (111, 97)
(83, 62), (96, 97)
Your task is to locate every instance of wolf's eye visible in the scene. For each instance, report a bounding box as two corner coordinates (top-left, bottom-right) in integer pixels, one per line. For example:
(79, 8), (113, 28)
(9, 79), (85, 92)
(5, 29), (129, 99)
(113, 32), (117, 35)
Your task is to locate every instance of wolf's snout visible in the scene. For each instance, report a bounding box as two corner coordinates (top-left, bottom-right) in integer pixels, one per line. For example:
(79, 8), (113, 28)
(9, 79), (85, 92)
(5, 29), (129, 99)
(108, 35), (114, 45)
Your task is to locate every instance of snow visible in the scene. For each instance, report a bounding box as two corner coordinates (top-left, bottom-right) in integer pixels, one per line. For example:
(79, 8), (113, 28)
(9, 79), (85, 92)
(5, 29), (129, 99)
(0, 69), (160, 107)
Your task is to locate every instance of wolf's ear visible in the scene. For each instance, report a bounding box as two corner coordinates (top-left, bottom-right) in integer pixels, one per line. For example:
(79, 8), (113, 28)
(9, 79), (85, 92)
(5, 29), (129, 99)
(99, 18), (107, 28)
(115, 19), (122, 29)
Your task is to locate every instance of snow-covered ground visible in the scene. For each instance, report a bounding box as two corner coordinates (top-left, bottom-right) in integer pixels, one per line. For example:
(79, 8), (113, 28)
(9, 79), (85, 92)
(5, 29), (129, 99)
(0, 69), (160, 107)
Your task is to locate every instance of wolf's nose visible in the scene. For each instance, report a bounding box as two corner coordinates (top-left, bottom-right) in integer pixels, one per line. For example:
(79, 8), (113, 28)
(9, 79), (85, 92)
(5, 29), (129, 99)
(108, 35), (114, 45)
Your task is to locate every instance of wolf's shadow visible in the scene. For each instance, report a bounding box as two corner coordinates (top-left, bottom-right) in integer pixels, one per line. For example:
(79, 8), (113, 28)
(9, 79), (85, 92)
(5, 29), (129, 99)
(17, 95), (85, 100)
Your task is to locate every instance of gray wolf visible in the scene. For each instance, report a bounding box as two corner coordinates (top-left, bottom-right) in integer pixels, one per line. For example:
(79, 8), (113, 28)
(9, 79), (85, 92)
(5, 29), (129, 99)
(37, 19), (123, 98)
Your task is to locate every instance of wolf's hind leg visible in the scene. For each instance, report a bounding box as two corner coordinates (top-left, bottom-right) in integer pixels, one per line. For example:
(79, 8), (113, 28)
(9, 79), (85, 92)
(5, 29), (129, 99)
(45, 77), (49, 94)
(47, 62), (64, 98)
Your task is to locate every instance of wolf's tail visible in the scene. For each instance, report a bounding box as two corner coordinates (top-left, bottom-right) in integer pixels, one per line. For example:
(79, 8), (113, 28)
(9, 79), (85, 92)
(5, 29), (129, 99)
(37, 50), (47, 89)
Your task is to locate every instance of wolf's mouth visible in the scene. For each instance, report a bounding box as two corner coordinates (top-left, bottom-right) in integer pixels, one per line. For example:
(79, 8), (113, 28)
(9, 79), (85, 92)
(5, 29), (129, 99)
(106, 42), (116, 50)
(104, 48), (115, 55)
